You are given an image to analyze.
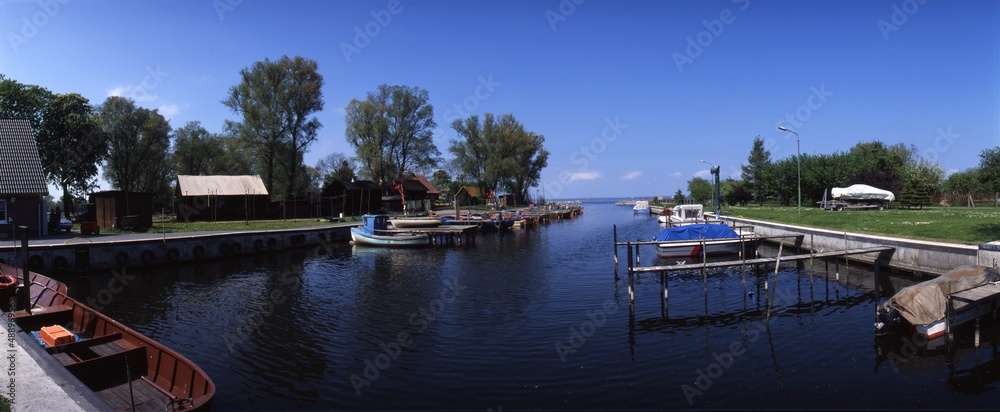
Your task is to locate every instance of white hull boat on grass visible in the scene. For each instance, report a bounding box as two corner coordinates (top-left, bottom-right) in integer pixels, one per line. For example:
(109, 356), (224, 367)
(351, 213), (430, 247)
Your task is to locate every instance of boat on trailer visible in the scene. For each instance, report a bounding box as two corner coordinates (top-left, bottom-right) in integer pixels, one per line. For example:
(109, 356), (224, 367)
(654, 223), (744, 258)
(351, 213), (431, 247)
(389, 216), (443, 228)
(2, 263), (215, 411)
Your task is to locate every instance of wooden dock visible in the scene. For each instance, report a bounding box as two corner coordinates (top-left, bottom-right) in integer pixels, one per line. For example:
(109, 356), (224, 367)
(382, 226), (478, 246)
(948, 282), (1000, 347)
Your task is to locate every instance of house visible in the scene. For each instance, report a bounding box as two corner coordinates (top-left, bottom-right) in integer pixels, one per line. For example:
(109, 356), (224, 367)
(454, 186), (483, 206)
(384, 178), (433, 214)
(322, 179), (382, 217)
(175, 175), (269, 222)
(411, 175), (441, 203)
(90, 191), (153, 231)
(0, 118), (49, 238)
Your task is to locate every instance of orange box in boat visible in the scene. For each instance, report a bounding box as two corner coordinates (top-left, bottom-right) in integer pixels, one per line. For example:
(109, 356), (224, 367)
(39, 325), (74, 347)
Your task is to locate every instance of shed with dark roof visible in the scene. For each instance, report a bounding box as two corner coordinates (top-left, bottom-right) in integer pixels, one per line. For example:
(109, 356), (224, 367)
(0, 118), (49, 237)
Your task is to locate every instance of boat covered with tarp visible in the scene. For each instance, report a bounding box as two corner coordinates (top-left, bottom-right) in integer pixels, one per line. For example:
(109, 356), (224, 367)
(831, 184), (896, 201)
(654, 223), (743, 258)
(876, 265), (1000, 339)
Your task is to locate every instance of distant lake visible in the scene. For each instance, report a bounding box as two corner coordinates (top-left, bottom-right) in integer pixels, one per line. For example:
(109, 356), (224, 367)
(61, 200), (1000, 410)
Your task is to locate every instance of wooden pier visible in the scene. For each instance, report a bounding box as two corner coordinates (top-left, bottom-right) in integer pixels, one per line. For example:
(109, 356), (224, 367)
(383, 226), (478, 247)
(948, 282), (1000, 347)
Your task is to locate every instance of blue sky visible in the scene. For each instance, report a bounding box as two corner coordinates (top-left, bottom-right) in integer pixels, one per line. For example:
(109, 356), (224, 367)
(2, 0), (997, 200)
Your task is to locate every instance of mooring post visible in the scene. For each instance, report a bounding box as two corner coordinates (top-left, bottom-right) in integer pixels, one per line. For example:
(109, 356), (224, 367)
(18, 226), (30, 314)
(627, 243), (633, 279)
(874, 259), (881, 325)
(613, 224), (619, 279)
(767, 242), (784, 320)
(635, 241), (640, 266)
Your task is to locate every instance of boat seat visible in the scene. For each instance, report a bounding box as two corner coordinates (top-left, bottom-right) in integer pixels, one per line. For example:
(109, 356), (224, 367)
(45, 332), (123, 356)
(65, 345), (148, 392)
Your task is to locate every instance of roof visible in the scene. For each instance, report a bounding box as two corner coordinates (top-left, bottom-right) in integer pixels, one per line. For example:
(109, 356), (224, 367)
(0, 118), (48, 195)
(456, 186), (482, 197)
(411, 175), (440, 195)
(176, 175), (268, 196)
(398, 179), (426, 192)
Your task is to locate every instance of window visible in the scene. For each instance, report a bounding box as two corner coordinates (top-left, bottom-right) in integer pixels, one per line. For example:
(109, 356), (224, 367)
(0, 199), (6, 223)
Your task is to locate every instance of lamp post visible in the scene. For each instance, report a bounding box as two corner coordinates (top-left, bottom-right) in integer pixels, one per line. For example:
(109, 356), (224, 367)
(700, 160), (721, 218)
(777, 126), (801, 216)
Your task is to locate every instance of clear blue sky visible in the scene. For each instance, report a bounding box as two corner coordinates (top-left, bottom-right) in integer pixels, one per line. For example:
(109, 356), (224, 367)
(2, 0), (997, 200)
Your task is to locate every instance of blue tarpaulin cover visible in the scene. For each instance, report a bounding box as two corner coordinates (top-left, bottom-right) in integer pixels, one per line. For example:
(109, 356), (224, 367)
(655, 223), (739, 242)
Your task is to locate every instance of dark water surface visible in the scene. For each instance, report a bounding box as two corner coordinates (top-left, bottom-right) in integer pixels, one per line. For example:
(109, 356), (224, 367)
(59, 200), (1000, 410)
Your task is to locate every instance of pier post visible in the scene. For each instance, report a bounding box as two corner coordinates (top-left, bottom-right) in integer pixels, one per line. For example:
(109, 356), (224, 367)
(613, 225), (618, 279)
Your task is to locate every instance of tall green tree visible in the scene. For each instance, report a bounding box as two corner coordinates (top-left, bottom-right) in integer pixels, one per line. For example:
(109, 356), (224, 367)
(741, 136), (771, 205)
(687, 176), (713, 203)
(345, 84), (439, 185)
(98, 96), (173, 206)
(449, 113), (547, 201)
(672, 189), (685, 205)
(942, 169), (982, 195)
(172, 121), (225, 176)
(431, 169), (451, 197)
(978, 147), (1000, 193)
(36, 93), (107, 217)
(0, 75), (52, 130)
(224, 55), (324, 199)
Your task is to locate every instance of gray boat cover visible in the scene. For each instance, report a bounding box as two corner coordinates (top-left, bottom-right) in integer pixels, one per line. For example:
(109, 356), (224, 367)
(880, 265), (1000, 326)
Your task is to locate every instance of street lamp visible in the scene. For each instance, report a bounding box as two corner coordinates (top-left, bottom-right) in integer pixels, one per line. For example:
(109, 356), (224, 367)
(700, 160), (721, 218)
(777, 126), (801, 217)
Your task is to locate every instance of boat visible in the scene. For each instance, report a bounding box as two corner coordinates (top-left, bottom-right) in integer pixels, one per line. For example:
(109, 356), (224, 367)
(389, 216), (443, 228)
(653, 223), (744, 258)
(875, 265), (1000, 339)
(658, 204), (710, 225)
(633, 200), (650, 214)
(2, 263), (215, 411)
(351, 213), (431, 247)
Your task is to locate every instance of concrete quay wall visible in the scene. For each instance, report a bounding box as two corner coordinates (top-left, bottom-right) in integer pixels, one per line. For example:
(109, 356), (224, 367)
(0, 225), (353, 274)
(724, 216), (998, 276)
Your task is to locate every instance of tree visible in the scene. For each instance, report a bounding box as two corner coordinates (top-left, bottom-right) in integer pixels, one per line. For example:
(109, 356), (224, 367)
(942, 169), (982, 195)
(36, 93), (107, 217)
(0, 75), (52, 131)
(224, 55), (324, 199)
(672, 189), (685, 205)
(98, 96), (173, 207)
(431, 169), (452, 197)
(345, 84), (439, 185)
(978, 147), (1000, 193)
(172, 121), (224, 175)
(742, 136), (771, 205)
(687, 176), (713, 203)
(316, 152), (355, 182)
(449, 113), (548, 201)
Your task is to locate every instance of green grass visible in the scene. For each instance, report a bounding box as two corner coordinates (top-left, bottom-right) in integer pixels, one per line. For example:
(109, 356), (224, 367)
(98, 218), (358, 234)
(725, 205), (1000, 245)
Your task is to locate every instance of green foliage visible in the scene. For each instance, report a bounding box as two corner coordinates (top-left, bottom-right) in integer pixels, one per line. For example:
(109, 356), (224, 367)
(36, 93), (107, 217)
(172, 121), (225, 175)
(345, 84), (439, 185)
(687, 176), (712, 203)
(672, 189), (685, 205)
(224, 55), (325, 199)
(741, 135), (771, 205)
(942, 168), (982, 194)
(448, 113), (548, 201)
(0, 75), (52, 130)
(979, 147), (1000, 193)
(98, 96), (174, 208)
(432, 169), (451, 197)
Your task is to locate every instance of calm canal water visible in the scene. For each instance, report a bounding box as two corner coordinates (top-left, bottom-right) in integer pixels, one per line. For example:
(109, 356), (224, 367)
(58, 200), (1000, 410)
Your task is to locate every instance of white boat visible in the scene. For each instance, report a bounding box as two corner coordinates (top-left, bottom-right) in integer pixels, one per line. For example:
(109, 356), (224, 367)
(654, 223), (744, 258)
(389, 217), (443, 228)
(633, 200), (650, 214)
(876, 265), (1000, 339)
(351, 214), (430, 247)
(658, 204), (710, 225)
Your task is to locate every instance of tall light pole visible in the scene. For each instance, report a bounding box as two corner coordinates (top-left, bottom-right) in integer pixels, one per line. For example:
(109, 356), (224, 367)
(700, 160), (721, 218)
(778, 126), (801, 216)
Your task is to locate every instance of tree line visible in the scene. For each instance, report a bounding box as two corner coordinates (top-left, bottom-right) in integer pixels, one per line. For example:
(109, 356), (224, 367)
(680, 136), (1000, 208)
(1, 55), (548, 216)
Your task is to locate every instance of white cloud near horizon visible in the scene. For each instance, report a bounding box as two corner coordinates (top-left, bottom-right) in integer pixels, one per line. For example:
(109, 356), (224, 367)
(694, 169), (711, 179)
(669, 171), (683, 178)
(158, 103), (180, 119)
(107, 85), (158, 103)
(621, 171), (642, 180)
(567, 171), (601, 182)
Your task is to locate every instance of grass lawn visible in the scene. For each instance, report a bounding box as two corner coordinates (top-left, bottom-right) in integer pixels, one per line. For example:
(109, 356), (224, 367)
(94, 217), (358, 234)
(724, 206), (1000, 245)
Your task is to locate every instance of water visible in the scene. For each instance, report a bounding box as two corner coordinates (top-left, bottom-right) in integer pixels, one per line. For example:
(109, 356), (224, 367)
(57, 200), (1000, 410)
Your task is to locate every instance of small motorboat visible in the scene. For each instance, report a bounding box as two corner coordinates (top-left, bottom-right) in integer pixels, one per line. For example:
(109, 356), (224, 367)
(389, 216), (443, 228)
(654, 223), (744, 258)
(351, 213), (430, 247)
(876, 265), (1000, 339)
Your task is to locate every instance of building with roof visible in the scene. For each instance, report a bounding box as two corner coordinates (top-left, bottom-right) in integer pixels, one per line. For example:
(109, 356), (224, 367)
(175, 175), (269, 221)
(90, 191), (154, 231)
(454, 186), (484, 206)
(0, 118), (50, 237)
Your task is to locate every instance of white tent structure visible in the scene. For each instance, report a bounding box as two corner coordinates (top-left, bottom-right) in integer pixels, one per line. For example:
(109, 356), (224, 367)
(831, 184), (896, 201)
